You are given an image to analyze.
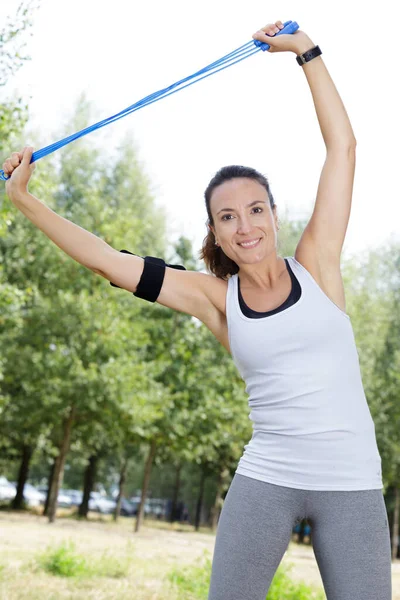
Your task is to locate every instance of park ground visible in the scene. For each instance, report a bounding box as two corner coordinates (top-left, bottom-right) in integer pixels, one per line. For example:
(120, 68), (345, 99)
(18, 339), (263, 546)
(0, 511), (399, 599)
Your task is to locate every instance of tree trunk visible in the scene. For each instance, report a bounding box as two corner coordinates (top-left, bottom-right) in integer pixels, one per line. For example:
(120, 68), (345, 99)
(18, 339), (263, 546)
(114, 456), (129, 522)
(11, 444), (34, 510)
(134, 439), (157, 533)
(209, 467), (229, 532)
(78, 454), (98, 518)
(194, 467), (207, 532)
(47, 405), (76, 523)
(392, 486), (400, 560)
(169, 462), (182, 523)
(43, 459), (56, 516)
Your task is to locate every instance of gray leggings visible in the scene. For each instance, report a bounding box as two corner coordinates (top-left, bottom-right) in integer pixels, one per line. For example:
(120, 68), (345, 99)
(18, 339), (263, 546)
(208, 473), (392, 600)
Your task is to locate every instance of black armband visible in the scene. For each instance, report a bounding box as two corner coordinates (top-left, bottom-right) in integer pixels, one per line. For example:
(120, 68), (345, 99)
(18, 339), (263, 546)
(109, 249), (186, 303)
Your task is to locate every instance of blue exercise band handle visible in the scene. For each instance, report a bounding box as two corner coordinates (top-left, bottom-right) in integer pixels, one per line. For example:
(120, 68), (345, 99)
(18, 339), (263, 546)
(0, 20), (299, 182)
(253, 20), (299, 51)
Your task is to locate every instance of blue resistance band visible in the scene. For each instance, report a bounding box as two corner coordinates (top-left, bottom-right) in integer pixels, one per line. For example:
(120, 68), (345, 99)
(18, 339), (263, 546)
(0, 20), (299, 182)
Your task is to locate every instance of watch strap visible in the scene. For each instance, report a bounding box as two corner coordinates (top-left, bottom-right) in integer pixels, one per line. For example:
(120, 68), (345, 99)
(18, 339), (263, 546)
(296, 45), (322, 66)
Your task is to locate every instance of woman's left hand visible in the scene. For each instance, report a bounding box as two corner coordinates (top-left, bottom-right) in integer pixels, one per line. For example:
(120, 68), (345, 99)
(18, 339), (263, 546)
(252, 21), (314, 55)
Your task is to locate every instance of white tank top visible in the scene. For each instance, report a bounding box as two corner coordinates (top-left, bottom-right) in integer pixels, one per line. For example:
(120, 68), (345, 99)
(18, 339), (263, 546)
(226, 256), (383, 491)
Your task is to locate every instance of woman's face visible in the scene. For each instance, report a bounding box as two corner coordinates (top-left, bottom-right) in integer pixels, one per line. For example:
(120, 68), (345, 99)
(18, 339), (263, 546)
(209, 177), (279, 266)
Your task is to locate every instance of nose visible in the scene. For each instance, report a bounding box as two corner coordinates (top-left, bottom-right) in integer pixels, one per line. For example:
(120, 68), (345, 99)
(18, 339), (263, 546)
(236, 214), (252, 234)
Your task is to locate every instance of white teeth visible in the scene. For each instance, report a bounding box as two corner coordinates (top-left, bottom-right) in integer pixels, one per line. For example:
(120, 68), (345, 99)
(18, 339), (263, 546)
(239, 238), (260, 248)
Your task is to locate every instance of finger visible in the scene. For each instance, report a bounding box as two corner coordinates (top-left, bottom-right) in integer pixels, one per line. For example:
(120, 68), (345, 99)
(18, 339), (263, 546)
(21, 146), (34, 166)
(18, 147), (28, 161)
(261, 23), (280, 35)
(10, 152), (21, 168)
(252, 30), (279, 44)
(276, 21), (285, 30)
(3, 159), (14, 176)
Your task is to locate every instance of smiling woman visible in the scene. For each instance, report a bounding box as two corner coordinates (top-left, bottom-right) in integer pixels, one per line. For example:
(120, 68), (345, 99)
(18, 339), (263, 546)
(200, 164), (278, 280)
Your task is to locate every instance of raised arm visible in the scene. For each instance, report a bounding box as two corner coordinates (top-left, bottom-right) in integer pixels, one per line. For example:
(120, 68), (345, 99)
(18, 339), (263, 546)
(2, 147), (222, 324)
(253, 21), (357, 265)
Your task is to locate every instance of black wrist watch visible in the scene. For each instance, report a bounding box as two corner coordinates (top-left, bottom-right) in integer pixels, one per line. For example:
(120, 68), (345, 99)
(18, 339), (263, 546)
(296, 45), (322, 66)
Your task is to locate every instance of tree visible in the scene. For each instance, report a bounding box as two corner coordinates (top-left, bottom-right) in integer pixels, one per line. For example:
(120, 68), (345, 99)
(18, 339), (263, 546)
(0, 94), (170, 520)
(0, 0), (39, 159)
(0, 0), (39, 395)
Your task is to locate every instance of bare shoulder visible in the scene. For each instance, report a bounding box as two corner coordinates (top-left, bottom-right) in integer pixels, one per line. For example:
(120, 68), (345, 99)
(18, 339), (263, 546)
(294, 235), (347, 314)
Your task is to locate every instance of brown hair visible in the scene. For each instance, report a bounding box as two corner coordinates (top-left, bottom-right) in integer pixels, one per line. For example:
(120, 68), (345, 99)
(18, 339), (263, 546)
(199, 165), (276, 280)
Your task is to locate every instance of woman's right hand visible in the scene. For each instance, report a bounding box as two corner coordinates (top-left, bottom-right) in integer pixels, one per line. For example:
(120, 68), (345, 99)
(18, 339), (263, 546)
(3, 146), (36, 201)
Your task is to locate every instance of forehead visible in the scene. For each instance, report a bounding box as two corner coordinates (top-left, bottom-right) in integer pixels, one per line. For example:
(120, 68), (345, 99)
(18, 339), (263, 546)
(210, 178), (269, 209)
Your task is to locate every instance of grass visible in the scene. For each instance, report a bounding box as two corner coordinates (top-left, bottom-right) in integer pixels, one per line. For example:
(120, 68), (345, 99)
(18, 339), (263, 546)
(266, 562), (326, 599)
(34, 541), (131, 579)
(167, 550), (212, 599)
(0, 511), (330, 600)
(36, 541), (87, 577)
(33, 543), (325, 599)
(167, 549), (326, 600)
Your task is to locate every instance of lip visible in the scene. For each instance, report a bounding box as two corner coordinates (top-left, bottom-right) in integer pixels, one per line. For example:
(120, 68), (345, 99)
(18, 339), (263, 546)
(237, 238), (262, 249)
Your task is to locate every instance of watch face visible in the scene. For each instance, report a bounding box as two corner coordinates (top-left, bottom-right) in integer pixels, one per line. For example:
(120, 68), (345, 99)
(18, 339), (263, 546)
(297, 46), (321, 65)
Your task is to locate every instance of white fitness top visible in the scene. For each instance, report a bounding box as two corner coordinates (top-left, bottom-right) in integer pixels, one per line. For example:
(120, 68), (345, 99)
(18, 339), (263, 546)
(226, 256), (383, 491)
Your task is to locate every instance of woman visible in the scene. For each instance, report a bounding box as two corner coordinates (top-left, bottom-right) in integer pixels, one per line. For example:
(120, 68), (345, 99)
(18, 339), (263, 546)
(3, 20), (392, 600)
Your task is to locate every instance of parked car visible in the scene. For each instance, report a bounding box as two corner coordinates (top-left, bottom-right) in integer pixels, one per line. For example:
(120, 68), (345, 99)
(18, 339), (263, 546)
(23, 483), (46, 507)
(0, 477), (16, 501)
(147, 498), (169, 518)
(108, 492), (137, 516)
(119, 497), (136, 516)
(62, 489), (83, 506)
(37, 486), (72, 508)
(128, 496), (152, 516)
(0, 479), (47, 507)
(57, 491), (73, 508)
(88, 492), (116, 514)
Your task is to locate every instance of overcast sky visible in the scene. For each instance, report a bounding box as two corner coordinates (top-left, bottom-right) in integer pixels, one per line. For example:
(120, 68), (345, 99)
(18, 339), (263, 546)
(5, 0), (400, 263)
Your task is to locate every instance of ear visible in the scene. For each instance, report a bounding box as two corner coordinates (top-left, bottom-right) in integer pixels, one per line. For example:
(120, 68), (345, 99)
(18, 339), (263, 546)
(208, 223), (219, 246)
(273, 205), (279, 230)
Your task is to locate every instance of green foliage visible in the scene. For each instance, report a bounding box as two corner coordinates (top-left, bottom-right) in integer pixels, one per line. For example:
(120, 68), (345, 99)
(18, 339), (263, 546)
(0, 1), (39, 167)
(0, 0), (39, 446)
(166, 551), (325, 600)
(341, 243), (400, 490)
(167, 551), (212, 599)
(0, 0), (39, 86)
(267, 562), (325, 599)
(0, 92), (171, 502)
(36, 541), (87, 578)
(35, 541), (130, 579)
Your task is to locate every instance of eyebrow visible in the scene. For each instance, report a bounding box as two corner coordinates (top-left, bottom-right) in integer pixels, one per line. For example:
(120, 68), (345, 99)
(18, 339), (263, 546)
(217, 200), (266, 215)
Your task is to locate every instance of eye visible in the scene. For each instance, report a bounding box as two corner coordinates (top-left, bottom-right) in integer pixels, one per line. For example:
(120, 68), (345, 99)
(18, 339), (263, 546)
(220, 206), (263, 221)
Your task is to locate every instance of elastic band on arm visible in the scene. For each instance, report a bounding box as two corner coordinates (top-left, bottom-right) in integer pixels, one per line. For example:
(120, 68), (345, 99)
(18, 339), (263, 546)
(109, 250), (186, 303)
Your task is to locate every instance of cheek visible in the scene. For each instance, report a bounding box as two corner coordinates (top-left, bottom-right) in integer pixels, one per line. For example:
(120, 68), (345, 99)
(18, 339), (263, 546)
(217, 221), (232, 234)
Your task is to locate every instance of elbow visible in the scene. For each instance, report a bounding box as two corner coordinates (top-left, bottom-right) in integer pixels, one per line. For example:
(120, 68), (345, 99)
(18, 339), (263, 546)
(327, 140), (357, 154)
(91, 266), (109, 279)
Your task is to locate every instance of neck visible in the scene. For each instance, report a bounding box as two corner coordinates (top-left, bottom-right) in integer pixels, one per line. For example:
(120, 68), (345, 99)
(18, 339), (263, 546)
(238, 254), (286, 290)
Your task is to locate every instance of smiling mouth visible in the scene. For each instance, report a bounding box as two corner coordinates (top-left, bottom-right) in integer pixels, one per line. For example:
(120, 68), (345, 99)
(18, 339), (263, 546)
(238, 238), (261, 249)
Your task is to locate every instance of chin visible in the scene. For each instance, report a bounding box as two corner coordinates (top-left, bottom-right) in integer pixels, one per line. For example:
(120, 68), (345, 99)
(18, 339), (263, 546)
(236, 251), (265, 264)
